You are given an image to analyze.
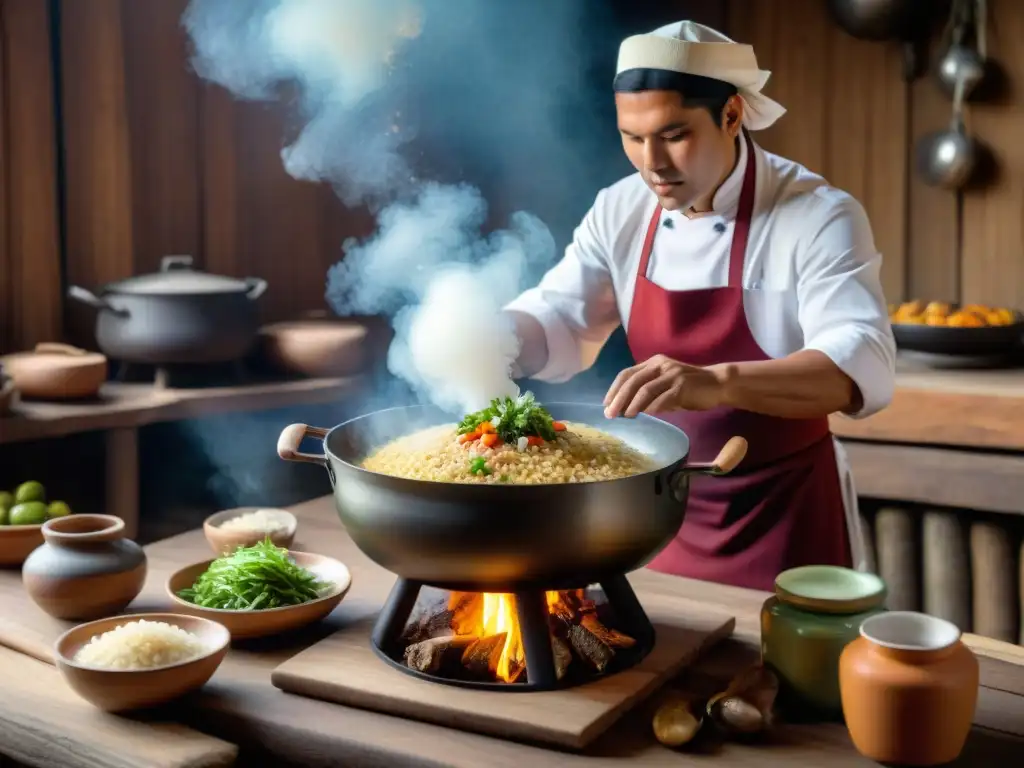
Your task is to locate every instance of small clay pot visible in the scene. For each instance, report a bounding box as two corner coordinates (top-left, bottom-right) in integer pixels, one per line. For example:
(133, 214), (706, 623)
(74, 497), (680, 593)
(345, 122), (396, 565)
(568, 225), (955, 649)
(839, 611), (979, 766)
(0, 343), (107, 400)
(23, 514), (147, 621)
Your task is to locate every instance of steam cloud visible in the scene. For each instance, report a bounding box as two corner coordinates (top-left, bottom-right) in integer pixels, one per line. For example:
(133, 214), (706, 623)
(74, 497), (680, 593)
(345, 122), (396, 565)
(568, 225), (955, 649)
(182, 0), (616, 415)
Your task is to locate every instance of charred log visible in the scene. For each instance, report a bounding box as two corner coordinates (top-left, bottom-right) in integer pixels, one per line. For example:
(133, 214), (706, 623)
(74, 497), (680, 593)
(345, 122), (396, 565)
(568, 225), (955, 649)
(461, 633), (507, 677)
(552, 636), (573, 680)
(581, 613), (636, 649)
(568, 623), (615, 672)
(404, 634), (475, 674)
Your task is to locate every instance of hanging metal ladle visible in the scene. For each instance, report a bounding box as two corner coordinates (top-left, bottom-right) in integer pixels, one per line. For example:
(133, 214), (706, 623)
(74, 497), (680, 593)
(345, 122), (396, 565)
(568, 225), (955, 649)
(935, 0), (987, 100)
(914, 73), (979, 190)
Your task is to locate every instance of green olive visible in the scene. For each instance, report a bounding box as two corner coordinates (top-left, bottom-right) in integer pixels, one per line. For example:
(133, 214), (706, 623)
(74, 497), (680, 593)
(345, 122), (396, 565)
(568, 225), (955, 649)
(14, 481), (46, 505)
(0, 506), (9, 526)
(0, 491), (13, 510)
(9, 501), (48, 526)
(47, 501), (72, 519)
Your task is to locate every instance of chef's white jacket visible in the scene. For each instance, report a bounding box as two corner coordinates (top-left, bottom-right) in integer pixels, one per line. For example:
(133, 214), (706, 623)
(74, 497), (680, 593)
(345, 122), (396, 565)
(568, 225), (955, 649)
(506, 135), (897, 570)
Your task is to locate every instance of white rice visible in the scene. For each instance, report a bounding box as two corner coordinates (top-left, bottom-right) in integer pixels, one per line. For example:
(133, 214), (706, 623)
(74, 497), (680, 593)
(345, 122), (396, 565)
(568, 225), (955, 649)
(73, 619), (206, 669)
(218, 509), (289, 534)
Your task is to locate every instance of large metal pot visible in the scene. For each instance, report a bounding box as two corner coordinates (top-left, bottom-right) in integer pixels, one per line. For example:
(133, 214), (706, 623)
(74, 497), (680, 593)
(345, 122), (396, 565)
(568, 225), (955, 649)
(67, 255), (268, 365)
(277, 403), (747, 591)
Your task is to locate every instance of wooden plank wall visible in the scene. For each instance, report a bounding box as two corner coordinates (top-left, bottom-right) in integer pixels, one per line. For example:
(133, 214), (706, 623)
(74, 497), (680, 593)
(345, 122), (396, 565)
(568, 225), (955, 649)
(726, 0), (1024, 308)
(56, 0), (374, 352)
(0, 0), (63, 354)
(0, 0), (1023, 354)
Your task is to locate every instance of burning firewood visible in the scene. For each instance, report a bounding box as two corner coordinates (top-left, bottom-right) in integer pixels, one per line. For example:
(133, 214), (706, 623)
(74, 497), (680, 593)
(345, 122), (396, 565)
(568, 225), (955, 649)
(461, 633), (508, 678)
(552, 636), (573, 680)
(403, 634), (475, 674)
(401, 593), (475, 644)
(581, 613), (637, 649)
(567, 623), (615, 672)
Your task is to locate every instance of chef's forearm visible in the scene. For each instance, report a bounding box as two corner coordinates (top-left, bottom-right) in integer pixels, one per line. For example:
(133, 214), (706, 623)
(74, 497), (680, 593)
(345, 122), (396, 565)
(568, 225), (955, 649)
(507, 310), (549, 379)
(712, 350), (861, 419)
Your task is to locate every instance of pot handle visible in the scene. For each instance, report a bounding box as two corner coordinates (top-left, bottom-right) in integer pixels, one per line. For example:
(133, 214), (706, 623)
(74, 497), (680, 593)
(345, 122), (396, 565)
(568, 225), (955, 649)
(244, 277), (268, 300)
(66, 286), (129, 317)
(667, 436), (748, 500)
(277, 423), (329, 465)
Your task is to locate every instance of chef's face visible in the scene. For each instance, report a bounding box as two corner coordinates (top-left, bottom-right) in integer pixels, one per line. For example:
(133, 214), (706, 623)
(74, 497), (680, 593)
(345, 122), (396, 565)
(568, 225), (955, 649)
(616, 90), (743, 212)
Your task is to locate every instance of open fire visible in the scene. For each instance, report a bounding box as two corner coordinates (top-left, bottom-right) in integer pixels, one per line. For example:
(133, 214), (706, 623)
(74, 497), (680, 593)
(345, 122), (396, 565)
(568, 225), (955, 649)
(398, 588), (639, 685)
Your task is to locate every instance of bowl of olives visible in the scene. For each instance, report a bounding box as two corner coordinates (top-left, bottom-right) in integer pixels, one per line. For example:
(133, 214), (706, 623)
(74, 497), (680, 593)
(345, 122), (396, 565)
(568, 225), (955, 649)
(0, 480), (75, 568)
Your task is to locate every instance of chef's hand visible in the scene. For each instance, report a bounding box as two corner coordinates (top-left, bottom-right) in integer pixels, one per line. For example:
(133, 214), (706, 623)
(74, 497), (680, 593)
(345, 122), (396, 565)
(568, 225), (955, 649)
(603, 355), (728, 418)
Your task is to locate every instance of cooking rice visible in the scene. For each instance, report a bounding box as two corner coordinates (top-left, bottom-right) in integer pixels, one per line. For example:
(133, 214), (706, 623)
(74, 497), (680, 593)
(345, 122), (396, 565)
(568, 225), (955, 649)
(73, 619), (206, 669)
(361, 422), (657, 484)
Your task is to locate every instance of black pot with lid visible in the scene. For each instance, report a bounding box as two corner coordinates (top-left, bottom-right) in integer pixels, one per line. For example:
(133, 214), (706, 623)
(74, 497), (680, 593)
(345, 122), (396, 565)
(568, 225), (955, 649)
(68, 255), (270, 366)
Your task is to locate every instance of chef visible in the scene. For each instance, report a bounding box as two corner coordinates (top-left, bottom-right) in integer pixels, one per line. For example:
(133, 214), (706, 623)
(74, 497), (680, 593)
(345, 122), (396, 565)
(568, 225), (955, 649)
(504, 21), (896, 591)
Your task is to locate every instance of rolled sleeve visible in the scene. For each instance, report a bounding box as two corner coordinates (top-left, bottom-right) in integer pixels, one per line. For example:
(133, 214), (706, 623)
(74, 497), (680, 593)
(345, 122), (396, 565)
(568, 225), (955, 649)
(796, 193), (897, 419)
(504, 190), (622, 383)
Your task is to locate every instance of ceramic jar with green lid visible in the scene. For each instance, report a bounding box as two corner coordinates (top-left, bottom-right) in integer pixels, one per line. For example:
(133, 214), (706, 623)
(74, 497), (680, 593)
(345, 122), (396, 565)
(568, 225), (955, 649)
(761, 565), (887, 717)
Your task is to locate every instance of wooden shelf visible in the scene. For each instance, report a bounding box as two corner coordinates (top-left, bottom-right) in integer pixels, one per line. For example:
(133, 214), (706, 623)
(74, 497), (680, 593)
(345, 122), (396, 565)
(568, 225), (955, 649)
(0, 374), (367, 540)
(0, 374), (366, 445)
(830, 358), (1024, 451)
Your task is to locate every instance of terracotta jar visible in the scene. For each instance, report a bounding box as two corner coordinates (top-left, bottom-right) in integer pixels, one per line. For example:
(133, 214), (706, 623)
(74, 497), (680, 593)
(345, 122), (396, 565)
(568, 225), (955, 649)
(760, 565), (887, 716)
(22, 514), (147, 620)
(840, 611), (978, 766)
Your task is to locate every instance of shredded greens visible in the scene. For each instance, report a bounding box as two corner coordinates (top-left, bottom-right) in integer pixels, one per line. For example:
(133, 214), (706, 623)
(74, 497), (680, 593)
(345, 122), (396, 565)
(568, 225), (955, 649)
(457, 391), (557, 443)
(177, 538), (331, 611)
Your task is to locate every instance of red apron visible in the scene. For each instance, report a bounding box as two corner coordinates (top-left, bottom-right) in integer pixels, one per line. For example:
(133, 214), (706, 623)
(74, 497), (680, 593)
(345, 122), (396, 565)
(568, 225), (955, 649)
(627, 132), (851, 591)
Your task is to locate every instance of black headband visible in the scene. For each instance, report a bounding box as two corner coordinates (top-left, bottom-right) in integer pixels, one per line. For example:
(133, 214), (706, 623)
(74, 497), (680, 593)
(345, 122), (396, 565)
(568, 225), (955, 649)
(612, 68), (738, 100)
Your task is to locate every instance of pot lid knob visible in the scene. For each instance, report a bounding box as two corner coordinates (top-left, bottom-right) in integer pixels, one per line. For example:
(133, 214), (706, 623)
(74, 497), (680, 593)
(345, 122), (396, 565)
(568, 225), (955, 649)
(161, 255), (195, 272)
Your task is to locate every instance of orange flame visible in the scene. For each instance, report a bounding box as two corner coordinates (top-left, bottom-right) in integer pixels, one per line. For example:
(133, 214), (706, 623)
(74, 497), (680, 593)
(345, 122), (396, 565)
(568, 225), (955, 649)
(449, 590), (584, 683)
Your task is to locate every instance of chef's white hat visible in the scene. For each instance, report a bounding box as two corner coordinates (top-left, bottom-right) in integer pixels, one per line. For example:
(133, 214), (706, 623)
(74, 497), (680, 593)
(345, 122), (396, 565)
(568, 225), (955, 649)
(616, 21), (786, 131)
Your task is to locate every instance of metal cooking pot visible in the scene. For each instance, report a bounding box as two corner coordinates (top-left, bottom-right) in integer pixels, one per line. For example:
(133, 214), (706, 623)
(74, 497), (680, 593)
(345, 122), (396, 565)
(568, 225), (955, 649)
(277, 403), (747, 591)
(67, 255), (268, 365)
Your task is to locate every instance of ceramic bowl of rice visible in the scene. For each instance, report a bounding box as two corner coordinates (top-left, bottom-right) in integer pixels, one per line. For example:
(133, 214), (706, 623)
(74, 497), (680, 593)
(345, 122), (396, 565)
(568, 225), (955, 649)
(203, 506), (297, 556)
(54, 612), (230, 712)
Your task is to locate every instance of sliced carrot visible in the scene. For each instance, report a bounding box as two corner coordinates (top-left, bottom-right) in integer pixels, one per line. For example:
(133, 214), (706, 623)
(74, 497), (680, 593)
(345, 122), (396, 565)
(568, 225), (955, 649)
(552, 421), (566, 431)
(480, 432), (500, 448)
(526, 436), (545, 447)
(478, 421), (496, 434)
(458, 430), (481, 444)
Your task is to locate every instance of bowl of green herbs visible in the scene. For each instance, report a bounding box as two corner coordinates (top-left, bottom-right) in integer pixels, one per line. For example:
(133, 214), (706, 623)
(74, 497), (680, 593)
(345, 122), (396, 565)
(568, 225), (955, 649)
(166, 538), (352, 639)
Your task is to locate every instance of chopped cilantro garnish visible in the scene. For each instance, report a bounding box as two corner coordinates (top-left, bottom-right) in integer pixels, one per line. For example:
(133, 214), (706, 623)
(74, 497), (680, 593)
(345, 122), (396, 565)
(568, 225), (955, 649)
(457, 391), (557, 443)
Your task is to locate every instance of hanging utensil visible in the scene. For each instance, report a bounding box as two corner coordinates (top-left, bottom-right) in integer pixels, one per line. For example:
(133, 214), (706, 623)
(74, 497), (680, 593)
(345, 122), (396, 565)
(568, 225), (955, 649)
(936, 0), (987, 100)
(825, 0), (946, 80)
(914, 73), (979, 190)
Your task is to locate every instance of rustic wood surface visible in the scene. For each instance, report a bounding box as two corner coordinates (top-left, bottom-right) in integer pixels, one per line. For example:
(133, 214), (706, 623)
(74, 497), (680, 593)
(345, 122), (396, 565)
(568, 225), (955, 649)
(271, 595), (735, 750)
(829, 359), (1024, 451)
(0, 495), (1021, 767)
(0, 645), (238, 768)
(0, 374), (365, 445)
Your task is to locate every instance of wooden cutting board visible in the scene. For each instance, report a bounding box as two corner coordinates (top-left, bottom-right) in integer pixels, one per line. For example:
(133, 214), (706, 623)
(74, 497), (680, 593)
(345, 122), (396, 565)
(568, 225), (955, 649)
(271, 591), (735, 750)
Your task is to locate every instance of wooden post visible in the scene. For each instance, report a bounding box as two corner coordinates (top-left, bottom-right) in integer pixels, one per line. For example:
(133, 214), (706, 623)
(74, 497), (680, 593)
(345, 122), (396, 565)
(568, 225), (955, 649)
(922, 510), (971, 631)
(104, 427), (139, 540)
(875, 507), (919, 611)
(970, 521), (1018, 643)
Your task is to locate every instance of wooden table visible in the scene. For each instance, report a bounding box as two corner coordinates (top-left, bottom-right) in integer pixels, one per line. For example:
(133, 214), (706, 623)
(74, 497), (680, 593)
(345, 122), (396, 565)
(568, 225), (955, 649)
(828, 358), (1024, 517)
(0, 495), (1022, 768)
(0, 375), (364, 538)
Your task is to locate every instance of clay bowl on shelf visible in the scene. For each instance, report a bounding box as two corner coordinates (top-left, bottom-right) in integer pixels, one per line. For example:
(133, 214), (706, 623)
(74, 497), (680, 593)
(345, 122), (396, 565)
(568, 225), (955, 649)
(0, 524), (44, 568)
(203, 507), (297, 556)
(165, 551), (352, 640)
(54, 612), (230, 712)
(0, 342), (108, 400)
